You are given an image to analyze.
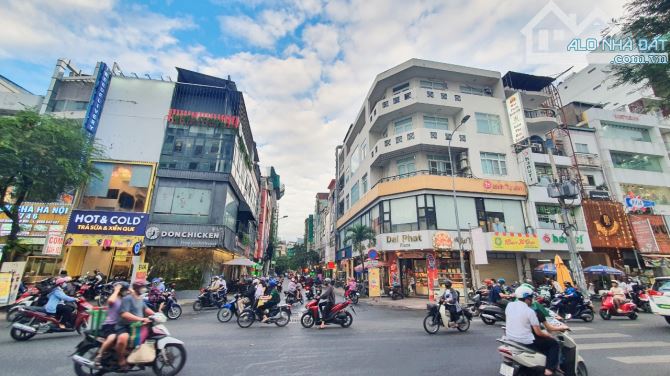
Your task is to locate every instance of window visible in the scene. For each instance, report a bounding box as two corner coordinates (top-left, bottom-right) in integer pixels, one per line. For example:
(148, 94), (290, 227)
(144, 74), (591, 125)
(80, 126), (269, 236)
(397, 156), (416, 176)
(475, 112), (502, 135)
(351, 181), (360, 204)
(480, 152), (507, 176)
(394, 117), (413, 134)
(223, 193), (238, 230)
(155, 186), (212, 216)
(601, 122), (651, 142)
(351, 145), (360, 173)
(428, 154), (451, 176)
(345, 194), (350, 210)
(188, 162), (198, 170)
(536, 204), (562, 229)
(575, 143), (589, 153)
(420, 80), (446, 90)
(82, 163), (152, 212)
(174, 141), (183, 152)
(392, 82), (410, 94)
(620, 183), (670, 205)
(417, 195), (436, 230)
(435, 196), (477, 230)
(390, 197), (418, 232)
(585, 175), (596, 186)
(535, 165), (569, 186)
(423, 115), (449, 130)
(611, 152), (663, 172)
(460, 85), (492, 96)
(361, 174), (368, 193)
(484, 199), (525, 233)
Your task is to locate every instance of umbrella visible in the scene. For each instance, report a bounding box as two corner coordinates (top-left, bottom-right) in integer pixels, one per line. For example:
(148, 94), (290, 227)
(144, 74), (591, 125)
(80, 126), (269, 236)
(533, 263), (556, 276)
(583, 264), (624, 276)
(224, 258), (256, 267)
(554, 255), (573, 292)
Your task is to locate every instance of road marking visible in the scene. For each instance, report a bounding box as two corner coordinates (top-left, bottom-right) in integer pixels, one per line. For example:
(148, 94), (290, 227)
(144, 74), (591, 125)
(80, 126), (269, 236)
(609, 355), (670, 364)
(566, 326), (593, 331)
(580, 341), (670, 351)
(619, 323), (643, 327)
(571, 332), (630, 339)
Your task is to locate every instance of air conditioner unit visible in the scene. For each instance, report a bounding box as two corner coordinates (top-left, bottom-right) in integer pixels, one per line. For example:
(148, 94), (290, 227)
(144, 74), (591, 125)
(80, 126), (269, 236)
(458, 159), (469, 170)
(531, 143), (543, 153)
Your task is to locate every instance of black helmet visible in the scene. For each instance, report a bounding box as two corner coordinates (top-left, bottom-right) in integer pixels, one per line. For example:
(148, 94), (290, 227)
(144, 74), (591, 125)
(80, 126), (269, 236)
(114, 281), (130, 291)
(444, 279), (452, 288)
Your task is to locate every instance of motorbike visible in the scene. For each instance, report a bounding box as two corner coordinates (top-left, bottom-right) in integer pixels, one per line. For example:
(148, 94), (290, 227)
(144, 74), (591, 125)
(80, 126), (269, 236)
(423, 301), (472, 334)
(537, 286), (552, 307)
(599, 292), (638, 320)
(71, 313), (186, 376)
(145, 290), (182, 320)
(304, 285), (316, 301)
(284, 290), (302, 305)
(217, 294), (245, 323)
(389, 283), (404, 300)
(481, 303), (506, 325)
(344, 286), (360, 305)
(549, 294), (595, 322)
(466, 291), (484, 317)
(236, 303), (291, 328)
(6, 286), (40, 322)
(630, 290), (652, 313)
(10, 297), (92, 341)
(497, 329), (588, 376)
(301, 298), (355, 328)
(192, 288), (226, 311)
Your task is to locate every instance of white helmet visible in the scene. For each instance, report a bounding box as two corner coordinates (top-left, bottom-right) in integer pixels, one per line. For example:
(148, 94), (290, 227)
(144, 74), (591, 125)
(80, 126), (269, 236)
(515, 285), (535, 300)
(252, 279), (259, 285)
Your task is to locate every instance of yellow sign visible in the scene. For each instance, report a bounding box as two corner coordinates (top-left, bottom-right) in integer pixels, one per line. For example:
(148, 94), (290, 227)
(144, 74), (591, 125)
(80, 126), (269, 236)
(114, 250), (130, 262)
(135, 263), (149, 283)
(368, 268), (381, 297)
(64, 234), (144, 248)
(0, 272), (12, 305)
(490, 232), (540, 252)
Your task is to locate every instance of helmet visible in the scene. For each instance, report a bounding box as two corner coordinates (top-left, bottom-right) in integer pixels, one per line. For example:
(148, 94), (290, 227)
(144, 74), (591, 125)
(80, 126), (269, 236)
(132, 280), (148, 291)
(152, 278), (161, 284)
(55, 277), (67, 286)
(515, 285), (535, 300)
(564, 281), (573, 287)
(252, 279), (259, 285)
(268, 280), (277, 288)
(324, 278), (332, 285)
(114, 281), (130, 291)
(611, 280), (618, 285)
(498, 278), (506, 284)
(213, 275), (220, 280)
(485, 279), (494, 286)
(444, 279), (452, 288)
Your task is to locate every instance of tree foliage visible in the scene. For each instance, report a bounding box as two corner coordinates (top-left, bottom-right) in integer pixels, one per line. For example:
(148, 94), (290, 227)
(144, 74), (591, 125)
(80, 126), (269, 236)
(0, 111), (103, 262)
(344, 224), (376, 267)
(612, 0), (670, 109)
(281, 243), (320, 272)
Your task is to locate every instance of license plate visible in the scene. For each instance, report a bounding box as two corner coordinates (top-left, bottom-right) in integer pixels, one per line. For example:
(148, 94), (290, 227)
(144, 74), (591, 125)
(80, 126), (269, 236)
(499, 363), (514, 376)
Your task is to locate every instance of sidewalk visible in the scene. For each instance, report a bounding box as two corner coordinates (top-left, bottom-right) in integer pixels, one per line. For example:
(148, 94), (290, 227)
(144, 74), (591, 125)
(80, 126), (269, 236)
(335, 287), (427, 311)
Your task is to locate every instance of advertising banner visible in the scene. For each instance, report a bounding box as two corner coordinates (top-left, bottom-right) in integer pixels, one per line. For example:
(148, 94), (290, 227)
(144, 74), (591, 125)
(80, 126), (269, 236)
(471, 228), (489, 265)
(134, 263), (149, 284)
(0, 202), (71, 238)
(42, 234), (64, 256)
(0, 272), (13, 305)
(66, 210), (149, 236)
(64, 234), (144, 248)
(517, 147), (539, 186)
(83, 62), (112, 135)
(0, 262), (26, 306)
(368, 267), (381, 297)
(505, 92), (529, 144)
(426, 252), (438, 302)
(629, 214), (670, 254)
(489, 232), (540, 252)
(630, 219), (660, 254)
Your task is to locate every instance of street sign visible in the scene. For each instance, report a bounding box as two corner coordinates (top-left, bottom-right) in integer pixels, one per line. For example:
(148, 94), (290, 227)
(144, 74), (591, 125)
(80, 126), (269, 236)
(132, 241), (142, 255)
(367, 248), (378, 260)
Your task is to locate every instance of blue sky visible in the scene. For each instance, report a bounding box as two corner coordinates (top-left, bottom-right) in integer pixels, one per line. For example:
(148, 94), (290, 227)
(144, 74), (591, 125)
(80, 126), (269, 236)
(0, 0), (627, 239)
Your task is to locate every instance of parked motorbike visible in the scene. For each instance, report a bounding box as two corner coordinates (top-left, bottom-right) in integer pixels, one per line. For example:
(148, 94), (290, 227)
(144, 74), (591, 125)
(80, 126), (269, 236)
(423, 301), (472, 334)
(600, 292), (638, 320)
(236, 304), (291, 328)
(631, 290), (652, 313)
(550, 294), (595, 322)
(72, 313), (186, 376)
(10, 297), (92, 341)
(145, 290), (182, 320)
(301, 298), (355, 328)
(192, 288), (226, 311)
(481, 303), (506, 325)
(217, 294), (243, 323)
(389, 283), (404, 300)
(466, 291), (484, 317)
(497, 329), (588, 376)
(6, 286), (40, 322)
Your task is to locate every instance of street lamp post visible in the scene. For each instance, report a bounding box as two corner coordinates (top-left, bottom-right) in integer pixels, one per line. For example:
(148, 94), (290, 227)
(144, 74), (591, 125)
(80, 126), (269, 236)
(447, 115), (471, 302)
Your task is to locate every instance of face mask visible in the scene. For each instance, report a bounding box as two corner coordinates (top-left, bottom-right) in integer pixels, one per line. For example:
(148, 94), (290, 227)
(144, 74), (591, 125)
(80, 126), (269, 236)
(139, 287), (148, 295)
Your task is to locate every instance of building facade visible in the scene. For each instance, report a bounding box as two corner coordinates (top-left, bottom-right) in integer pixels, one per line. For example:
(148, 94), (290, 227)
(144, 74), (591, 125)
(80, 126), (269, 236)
(256, 167), (284, 274)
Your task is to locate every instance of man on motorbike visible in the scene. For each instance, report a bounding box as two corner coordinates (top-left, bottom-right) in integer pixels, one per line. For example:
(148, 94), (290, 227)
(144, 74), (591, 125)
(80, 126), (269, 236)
(489, 278), (513, 308)
(440, 280), (464, 326)
(560, 282), (581, 318)
(45, 277), (77, 329)
(317, 278), (335, 329)
(206, 276), (224, 303)
(260, 280), (280, 323)
(505, 286), (561, 376)
(115, 281), (155, 370)
(95, 282), (129, 367)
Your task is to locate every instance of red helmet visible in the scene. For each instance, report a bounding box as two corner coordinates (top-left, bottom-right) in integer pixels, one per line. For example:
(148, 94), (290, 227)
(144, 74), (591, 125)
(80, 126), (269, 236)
(55, 277), (68, 286)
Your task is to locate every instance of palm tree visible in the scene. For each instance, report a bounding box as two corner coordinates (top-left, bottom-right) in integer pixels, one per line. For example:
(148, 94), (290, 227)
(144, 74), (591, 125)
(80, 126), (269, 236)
(344, 224), (376, 272)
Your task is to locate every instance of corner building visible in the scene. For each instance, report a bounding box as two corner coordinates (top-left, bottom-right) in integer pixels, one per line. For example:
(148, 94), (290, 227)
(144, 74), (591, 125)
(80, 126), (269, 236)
(336, 59), (531, 297)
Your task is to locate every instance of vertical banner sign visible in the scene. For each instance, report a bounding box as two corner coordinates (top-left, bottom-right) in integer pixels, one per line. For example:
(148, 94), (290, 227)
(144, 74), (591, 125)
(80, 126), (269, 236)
(368, 267), (381, 297)
(426, 252), (438, 302)
(0, 262), (26, 306)
(505, 92), (529, 144)
(134, 263), (149, 284)
(630, 219), (660, 254)
(42, 234), (64, 256)
(471, 228), (488, 265)
(83, 62), (112, 135)
(0, 272), (13, 305)
(517, 147), (539, 185)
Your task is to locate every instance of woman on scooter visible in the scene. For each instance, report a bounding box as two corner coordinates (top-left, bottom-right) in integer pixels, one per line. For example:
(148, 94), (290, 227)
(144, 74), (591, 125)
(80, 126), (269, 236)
(45, 278), (77, 329)
(609, 281), (627, 310)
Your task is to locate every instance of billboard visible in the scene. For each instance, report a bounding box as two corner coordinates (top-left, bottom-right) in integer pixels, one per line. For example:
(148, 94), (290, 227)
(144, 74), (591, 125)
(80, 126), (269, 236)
(0, 202), (71, 239)
(83, 62), (112, 135)
(505, 92), (529, 144)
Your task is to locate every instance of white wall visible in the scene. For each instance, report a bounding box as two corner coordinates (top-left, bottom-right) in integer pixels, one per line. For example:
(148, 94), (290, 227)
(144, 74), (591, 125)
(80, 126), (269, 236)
(95, 77), (174, 163)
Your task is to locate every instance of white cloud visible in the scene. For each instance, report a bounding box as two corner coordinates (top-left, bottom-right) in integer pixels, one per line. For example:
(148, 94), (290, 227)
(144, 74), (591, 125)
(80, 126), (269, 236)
(219, 9), (303, 49)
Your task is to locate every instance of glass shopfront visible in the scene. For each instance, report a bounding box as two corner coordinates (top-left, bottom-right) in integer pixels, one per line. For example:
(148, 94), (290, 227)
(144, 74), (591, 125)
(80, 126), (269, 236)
(81, 162), (154, 212)
(620, 183), (670, 205)
(159, 124), (236, 173)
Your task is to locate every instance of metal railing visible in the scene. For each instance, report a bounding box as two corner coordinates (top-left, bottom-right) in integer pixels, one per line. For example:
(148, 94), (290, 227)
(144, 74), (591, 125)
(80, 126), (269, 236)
(524, 108), (557, 119)
(372, 169), (473, 188)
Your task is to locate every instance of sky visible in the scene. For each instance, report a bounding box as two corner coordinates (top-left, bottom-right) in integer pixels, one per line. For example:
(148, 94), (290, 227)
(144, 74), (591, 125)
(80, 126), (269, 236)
(0, 0), (628, 240)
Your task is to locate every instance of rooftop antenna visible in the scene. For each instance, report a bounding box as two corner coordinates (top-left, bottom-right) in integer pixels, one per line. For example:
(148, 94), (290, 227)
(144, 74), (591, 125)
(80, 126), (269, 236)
(132, 72), (139, 78)
(145, 74), (151, 80)
(167, 76), (172, 82)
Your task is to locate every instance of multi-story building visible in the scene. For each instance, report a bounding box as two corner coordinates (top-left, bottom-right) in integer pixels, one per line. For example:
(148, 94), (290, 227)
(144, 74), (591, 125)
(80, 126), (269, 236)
(324, 179), (337, 277)
(0, 74), (43, 115)
(256, 167), (284, 273)
(313, 192), (329, 262)
(336, 59), (532, 297)
(304, 214), (314, 251)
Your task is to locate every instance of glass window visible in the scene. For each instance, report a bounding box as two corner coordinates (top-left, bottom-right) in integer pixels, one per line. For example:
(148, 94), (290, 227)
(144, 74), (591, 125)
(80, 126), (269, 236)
(345, 194), (350, 210)
(351, 181), (360, 204)
(460, 85), (492, 96)
(424, 115), (449, 130)
(420, 80), (446, 90)
(620, 184), (670, 205)
(392, 82), (410, 94)
(428, 154), (451, 176)
(351, 145), (360, 173)
(397, 156), (416, 176)
(484, 199), (525, 233)
(575, 143), (589, 153)
(601, 122), (651, 142)
(480, 152), (507, 176)
(223, 193), (238, 230)
(390, 197), (418, 232)
(160, 124), (236, 173)
(611, 152), (663, 172)
(535, 165), (569, 186)
(370, 204), (380, 235)
(81, 163), (152, 212)
(475, 112), (502, 135)
(435, 196), (477, 230)
(394, 117), (413, 134)
(361, 174), (368, 193)
(536, 204), (562, 229)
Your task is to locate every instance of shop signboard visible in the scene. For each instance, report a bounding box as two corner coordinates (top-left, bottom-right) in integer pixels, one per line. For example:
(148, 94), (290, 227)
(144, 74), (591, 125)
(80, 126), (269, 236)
(629, 214), (670, 254)
(582, 200), (634, 249)
(368, 268), (381, 297)
(42, 234), (64, 256)
(0, 272), (12, 305)
(488, 232), (540, 252)
(517, 147), (539, 186)
(471, 228), (488, 265)
(0, 202), (71, 238)
(0, 262), (26, 306)
(142, 223), (225, 248)
(537, 229), (592, 252)
(625, 194), (655, 212)
(505, 92), (529, 144)
(588, 190), (610, 200)
(83, 62), (112, 135)
(134, 263), (149, 284)
(377, 230), (433, 251)
(65, 210), (149, 248)
(114, 250), (129, 262)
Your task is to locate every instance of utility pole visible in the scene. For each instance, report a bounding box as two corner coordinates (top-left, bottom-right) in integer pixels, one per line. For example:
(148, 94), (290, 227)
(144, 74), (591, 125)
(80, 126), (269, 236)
(546, 139), (588, 292)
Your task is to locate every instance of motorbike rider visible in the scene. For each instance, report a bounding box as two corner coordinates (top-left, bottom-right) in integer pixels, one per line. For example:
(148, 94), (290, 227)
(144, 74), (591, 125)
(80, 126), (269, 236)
(440, 280), (464, 326)
(45, 277), (77, 329)
(95, 282), (129, 367)
(345, 277), (357, 299)
(206, 275), (224, 303)
(317, 278), (335, 329)
(505, 285), (561, 376)
(115, 281), (156, 370)
(609, 280), (627, 311)
(560, 282), (581, 318)
(260, 280), (281, 323)
(489, 278), (513, 308)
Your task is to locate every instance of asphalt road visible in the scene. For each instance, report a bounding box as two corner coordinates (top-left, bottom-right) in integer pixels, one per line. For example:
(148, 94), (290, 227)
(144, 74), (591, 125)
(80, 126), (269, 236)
(1, 300), (669, 376)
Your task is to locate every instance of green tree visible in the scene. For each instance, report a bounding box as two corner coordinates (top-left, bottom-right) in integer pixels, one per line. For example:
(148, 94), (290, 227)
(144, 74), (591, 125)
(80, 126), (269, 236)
(0, 111), (102, 262)
(273, 255), (290, 275)
(344, 224), (376, 270)
(286, 243), (320, 271)
(612, 0), (670, 109)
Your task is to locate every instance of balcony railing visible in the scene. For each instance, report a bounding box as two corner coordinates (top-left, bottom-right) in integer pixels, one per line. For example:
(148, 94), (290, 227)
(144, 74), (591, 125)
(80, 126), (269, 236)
(573, 152), (601, 167)
(373, 169), (473, 188)
(524, 108), (557, 119)
(370, 128), (467, 160)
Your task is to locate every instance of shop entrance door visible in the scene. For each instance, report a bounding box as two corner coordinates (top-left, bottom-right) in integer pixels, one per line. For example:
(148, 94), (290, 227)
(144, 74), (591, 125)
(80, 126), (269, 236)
(108, 248), (133, 281)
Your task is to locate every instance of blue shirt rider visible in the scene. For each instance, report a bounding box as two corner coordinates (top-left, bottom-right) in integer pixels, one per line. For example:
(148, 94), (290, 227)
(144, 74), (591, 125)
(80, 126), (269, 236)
(45, 278), (77, 328)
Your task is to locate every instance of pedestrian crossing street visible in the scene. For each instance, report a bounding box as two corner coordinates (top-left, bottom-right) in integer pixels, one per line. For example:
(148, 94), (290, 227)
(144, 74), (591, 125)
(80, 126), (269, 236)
(568, 325), (670, 365)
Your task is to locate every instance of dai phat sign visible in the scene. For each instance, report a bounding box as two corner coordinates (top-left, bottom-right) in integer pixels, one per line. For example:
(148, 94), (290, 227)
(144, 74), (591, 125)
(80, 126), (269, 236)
(66, 210), (149, 236)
